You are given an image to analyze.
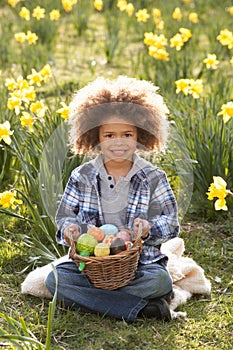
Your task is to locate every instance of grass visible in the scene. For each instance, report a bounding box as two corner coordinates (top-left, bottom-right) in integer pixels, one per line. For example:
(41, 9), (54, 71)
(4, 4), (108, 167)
(0, 216), (232, 349)
(1, 1), (233, 349)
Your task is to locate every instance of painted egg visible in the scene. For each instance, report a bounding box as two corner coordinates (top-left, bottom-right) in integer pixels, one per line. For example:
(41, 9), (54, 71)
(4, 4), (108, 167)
(116, 230), (131, 242)
(110, 238), (126, 255)
(125, 241), (133, 250)
(87, 226), (105, 242)
(100, 224), (118, 236)
(94, 243), (110, 257)
(103, 234), (116, 246)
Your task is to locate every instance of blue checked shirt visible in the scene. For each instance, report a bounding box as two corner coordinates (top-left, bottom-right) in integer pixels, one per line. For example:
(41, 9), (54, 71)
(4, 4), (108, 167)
(55, 154), (179, 264)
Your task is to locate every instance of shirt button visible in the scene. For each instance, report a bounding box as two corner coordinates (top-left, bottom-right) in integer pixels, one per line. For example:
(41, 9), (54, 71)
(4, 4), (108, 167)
(110, 184), (114, 188)
(108, 176), (112, 180)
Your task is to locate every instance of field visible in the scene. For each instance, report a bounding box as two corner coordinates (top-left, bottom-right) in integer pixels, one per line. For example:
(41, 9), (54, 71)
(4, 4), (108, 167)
(0, 0), (233, 349)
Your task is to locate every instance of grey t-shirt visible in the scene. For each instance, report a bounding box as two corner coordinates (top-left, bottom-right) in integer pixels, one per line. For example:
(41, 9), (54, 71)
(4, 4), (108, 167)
(92, 153), (149, 229)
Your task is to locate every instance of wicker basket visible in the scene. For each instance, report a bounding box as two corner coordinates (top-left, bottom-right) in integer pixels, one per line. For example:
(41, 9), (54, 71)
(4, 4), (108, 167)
(69, 232), (142, 290)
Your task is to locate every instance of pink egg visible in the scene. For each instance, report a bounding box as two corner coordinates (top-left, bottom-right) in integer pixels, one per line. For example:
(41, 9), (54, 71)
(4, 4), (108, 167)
(116, 230), (131, 242)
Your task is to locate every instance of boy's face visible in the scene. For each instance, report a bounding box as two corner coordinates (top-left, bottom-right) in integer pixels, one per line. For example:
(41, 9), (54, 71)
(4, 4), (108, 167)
(98, 117), (138, 163)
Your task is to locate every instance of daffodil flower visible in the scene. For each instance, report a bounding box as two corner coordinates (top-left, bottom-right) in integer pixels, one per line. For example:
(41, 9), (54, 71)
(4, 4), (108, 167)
(32, 6), (45, 20)
(94, 0), (103, 11)
(207, 176), (233, 211)
(189, 12), (199, 23)
(203, 53), (219, 70)
(19, 7), (30, 21)
(0, 121), (14, 145)
(27, 69), (43, 86)
(217, 101), (233, 123)
(49, 9), (61, 21)
(117, 0), (127, 11)
(57, 102), (70, 119)
(172, 7), (182, 21)
(0, 190), (23, 209)
(135, 9), (150, 23)
(20, 112), (35, 132)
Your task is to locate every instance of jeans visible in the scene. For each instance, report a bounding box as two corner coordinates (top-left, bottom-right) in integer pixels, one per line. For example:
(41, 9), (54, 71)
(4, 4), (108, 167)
(45, 260), (172, 322)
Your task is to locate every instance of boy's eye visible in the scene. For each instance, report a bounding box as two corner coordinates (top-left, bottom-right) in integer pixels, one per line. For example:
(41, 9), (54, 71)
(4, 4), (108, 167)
(125, 133), (133, 137)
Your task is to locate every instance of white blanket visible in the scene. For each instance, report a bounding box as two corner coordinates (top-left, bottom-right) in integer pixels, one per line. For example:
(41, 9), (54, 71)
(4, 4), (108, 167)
(21, 237), (211, 319)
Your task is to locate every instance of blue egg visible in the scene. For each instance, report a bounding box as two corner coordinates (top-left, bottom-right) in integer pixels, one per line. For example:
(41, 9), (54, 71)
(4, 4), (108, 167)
(100, 224), (118, 236)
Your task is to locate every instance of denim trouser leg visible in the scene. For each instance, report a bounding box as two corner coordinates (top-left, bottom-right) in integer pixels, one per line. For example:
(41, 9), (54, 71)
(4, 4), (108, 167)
(45, 260), (172, 322)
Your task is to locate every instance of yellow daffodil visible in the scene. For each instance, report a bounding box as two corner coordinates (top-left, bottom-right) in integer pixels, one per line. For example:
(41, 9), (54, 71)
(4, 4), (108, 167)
(7, 91), (22, 115)
(152, 8), (161, 19)
(230, 56), (233, 67)
(175, 79), (190, 96)
(94, 0), (103, 11)
(189, 12), (199, 23)
(183, 0), (191, 3)
(0, 190), (23, 209)
(172, 7), (182, 21)
(206, 176), (232, 211)
(49, 9), (60, 21)
(135, 9), (150, 23)
(148, 46), (169, 61)
(144, 32), (156, 46)
(56, 102), (70, 119)
(5, 78), (17, 91)
(20, 112), (35, 132)
(117, 0), (127, 11)
(179, 28), (192, 42)
(8, 0), (21, 8)
(40, 64), (52, 82)
(189, 79), (203, 99)
(30, 100), (47, 118)
(27, 69), (43, 86)
(26, 31), (38, 45)
(144, 33), (167, 48)
(228, 6), (233, 15)
(217, 29), (233, 49)
(156, 19), (165, 30)
(15, 32), (26, 43)
(32, 6), (45, 20)
(170, 33), (184, 51)
(175, 78), (203, 98)
(217, 101), (233, 123)
(23, 86), (36, 103)
(62, 0), (77, 12)
(203, 53), (219, 70)
(0, 121), (14, 145)
(19, 7), (30, 21)
(125, 3), (134, 16)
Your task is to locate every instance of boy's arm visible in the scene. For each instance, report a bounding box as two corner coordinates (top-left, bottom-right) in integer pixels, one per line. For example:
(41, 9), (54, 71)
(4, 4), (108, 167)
(55, 174), (82, 246)
(144, 171), (180, 246)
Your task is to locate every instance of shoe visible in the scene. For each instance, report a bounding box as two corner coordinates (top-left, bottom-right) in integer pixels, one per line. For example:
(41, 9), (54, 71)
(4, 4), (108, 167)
(139, 298), (172, 321)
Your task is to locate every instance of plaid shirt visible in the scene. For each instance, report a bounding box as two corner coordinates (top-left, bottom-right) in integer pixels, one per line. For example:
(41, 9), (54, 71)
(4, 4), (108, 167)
(56, 155), (179, 264)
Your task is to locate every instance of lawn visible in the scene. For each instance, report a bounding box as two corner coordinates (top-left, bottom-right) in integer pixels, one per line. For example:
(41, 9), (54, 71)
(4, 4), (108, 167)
(0, 0), (233, 349)
(1, 217), (232, 349)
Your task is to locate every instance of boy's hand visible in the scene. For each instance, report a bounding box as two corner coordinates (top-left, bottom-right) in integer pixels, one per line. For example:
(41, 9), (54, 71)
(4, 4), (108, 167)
(64, 224), (80, 245)
(133, 218), (150, 239)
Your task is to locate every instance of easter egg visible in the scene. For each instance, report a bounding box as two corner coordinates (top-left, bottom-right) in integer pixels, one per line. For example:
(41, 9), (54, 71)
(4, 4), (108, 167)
(116, 229), (131, 242)
(87, 226), (105, 242)
(76, 233), (98, 255)
(110, 238), (126, 255)
(100, 224), (118, 236)
(103, 234), (116, 246)
(125, 241), (133, 250)
(94, 242), (110, 257)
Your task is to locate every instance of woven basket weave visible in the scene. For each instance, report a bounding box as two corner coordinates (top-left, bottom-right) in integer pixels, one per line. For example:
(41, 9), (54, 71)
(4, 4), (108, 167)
(69, 232), (142, 290)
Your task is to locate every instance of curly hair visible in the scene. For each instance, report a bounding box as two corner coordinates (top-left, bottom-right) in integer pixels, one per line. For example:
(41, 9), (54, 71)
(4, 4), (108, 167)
(68, 76), (169, 154)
